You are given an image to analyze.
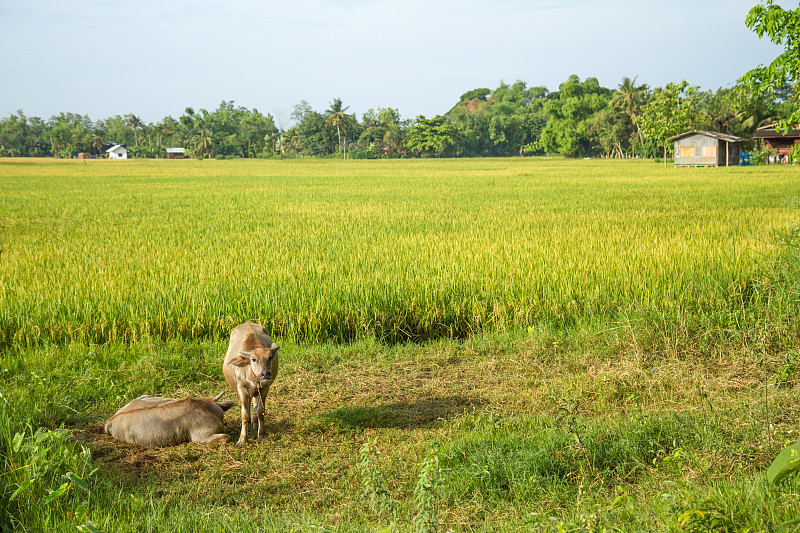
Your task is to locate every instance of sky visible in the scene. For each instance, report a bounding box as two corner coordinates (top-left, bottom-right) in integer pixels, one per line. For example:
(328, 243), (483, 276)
(0, 0), (790, 127)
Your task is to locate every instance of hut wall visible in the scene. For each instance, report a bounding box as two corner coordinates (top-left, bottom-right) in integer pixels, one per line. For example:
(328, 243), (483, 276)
(674, 133), (720, 166)
(765, 138), (799, 155)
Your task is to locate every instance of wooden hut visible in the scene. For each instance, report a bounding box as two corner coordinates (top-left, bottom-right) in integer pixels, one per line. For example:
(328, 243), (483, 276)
(165, 147), (186, 159)
(752, 123), (800, 163)
(668, 130), (743, 167)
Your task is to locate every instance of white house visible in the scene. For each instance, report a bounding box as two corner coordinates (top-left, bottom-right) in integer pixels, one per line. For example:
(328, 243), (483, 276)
(106, 144), (128, 159)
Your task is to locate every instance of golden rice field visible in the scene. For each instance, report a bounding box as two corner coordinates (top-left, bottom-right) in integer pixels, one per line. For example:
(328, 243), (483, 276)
(0, 157), (798, 346)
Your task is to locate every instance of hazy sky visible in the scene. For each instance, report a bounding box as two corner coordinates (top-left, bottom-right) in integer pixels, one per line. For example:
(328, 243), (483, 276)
(0, 0), (788, 127)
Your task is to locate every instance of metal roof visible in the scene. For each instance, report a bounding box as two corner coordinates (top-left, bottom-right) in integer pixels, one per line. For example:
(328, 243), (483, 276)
(667, 130), (744, 142)
(165, 147), (186, 153)
(105, 144), (127, 152)
(752, 123), (800, 138)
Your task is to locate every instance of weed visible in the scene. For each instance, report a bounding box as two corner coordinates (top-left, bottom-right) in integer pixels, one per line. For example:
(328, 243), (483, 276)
(359, 440), (399, 529)
(359, 440), (444, 533)
(412, 447), (442, 533)
(0, 424), (100, 532)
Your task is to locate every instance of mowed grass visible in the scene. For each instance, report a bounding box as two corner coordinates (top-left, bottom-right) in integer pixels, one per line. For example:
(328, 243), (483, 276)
(1, 157), (798, 346)
(2, 157), (800, 532)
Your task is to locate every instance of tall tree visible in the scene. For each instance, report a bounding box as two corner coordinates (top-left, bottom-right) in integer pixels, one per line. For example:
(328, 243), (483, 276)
(150, 117), (178, 158)
(638, 81), (702, 165)
(296, 111), (330, 156)
(47, 112), (95, 158)
(0, 110), (30, 156)
(611, 76), (649, 150)
(325, 98), (350, 158)
(538, 75), (612, 156)
(742, 0), (800, 133)
(590, 106), (630, 158)
(101, 115), (136, 146)
(291, 100), (313, 124)
(126, 114), (143, 146)
(447, 90), (493, 156)
(357, 107), (407, 157)
(178, 108), (200, 154)
(194, 127), (212, 158)
(406, 115), (457, 157)
(699, 83), (772, 141)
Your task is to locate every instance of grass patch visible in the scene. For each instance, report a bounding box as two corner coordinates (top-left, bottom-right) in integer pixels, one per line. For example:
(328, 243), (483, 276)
(2, 327), (799, 531)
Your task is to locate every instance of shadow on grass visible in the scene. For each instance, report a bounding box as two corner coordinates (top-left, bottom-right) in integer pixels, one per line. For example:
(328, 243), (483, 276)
(223, 418), (296, 440)
(323, 395), (484, 429)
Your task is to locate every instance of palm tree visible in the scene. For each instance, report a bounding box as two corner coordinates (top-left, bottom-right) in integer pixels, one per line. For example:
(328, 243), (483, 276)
(265, 130), (278, 157)
(126, 114), (143, 147)
(611, 77), (649, 150)
(194, 127), (212, 158)
(151, 121), (172, 157)
(705, 84), (773, 138)
(89, 131), (103, 156)
(325, 98), (350, 158)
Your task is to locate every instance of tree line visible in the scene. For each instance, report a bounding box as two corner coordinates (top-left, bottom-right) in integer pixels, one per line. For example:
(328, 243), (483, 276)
(0, 76), (794, 160)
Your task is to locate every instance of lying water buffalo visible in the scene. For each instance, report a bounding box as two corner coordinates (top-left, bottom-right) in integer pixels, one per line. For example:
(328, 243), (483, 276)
(222, 322), (279, 446)
(104, 392), (236, 448)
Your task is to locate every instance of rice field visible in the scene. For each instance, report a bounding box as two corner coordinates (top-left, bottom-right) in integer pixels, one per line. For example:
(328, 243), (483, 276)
(1, 157), (798, 346)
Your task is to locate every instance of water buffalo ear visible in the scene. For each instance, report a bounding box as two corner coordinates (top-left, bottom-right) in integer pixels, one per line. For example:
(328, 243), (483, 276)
(227, 355), (250, 367)
(218, 400), (237, 412)
(271, 343), (279, 353)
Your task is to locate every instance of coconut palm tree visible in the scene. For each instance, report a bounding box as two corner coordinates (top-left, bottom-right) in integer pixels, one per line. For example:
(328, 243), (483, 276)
(194, 127), (212, 158)
(126, 114), (143, 147)
(89, 131), (103, 156)
(325, 98), (350, 158)
(611, 76), (649, 154)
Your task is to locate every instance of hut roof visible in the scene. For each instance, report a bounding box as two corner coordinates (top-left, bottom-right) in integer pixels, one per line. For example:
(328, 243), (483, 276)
(752, 123), (800, 138)
(667, 130), (744, 143)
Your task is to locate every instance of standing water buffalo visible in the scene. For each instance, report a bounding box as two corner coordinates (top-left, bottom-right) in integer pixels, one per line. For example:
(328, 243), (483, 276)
(222, 322), (279, 446)
(104, 392), (236, 448)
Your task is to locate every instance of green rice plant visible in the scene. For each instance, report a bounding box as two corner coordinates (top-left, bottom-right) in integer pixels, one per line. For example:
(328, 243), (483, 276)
(1, 158), (798, 347)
